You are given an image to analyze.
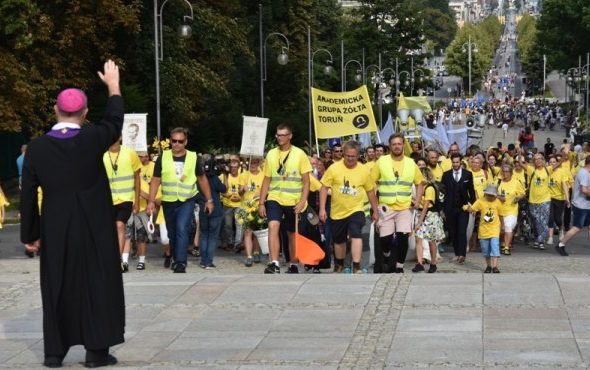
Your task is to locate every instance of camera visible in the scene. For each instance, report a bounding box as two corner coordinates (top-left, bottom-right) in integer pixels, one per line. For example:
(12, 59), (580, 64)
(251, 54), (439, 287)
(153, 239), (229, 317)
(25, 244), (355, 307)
(203, 157), (226, 176)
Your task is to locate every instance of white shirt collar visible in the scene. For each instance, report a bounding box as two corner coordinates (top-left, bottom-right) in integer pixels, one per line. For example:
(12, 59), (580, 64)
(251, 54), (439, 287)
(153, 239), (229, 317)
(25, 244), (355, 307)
(52, 122), (81, 130)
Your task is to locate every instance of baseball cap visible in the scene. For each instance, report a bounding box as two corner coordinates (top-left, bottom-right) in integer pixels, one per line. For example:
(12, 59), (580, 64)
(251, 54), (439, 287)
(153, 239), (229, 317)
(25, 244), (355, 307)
(56, 88), (87, 113)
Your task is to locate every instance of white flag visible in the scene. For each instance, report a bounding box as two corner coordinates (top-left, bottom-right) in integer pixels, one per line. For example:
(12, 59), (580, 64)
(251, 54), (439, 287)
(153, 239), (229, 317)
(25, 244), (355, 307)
(240, 116), (268, 157)
(378, 113), (394, 144)
(447, 126), (468, 155)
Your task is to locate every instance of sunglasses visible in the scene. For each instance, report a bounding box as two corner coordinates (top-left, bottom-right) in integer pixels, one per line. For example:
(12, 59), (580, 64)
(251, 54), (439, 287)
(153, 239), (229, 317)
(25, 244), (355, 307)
(275, 133), (290, 138)
(333, 149), (342, 153)
(171, 139), (185, 144)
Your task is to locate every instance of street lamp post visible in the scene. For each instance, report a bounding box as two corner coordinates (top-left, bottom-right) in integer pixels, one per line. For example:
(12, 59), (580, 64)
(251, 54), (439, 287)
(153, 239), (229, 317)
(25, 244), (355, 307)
(259, 4), (289, 118)
(462, 34), (478, 97)
(154, 0), (194, 139)
(308, 25), (335, 154)
(343, 59), (363, 91)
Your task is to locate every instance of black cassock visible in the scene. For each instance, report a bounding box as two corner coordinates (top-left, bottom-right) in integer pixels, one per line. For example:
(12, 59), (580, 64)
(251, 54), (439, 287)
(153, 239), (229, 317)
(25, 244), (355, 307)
(20, 96), (125, 356)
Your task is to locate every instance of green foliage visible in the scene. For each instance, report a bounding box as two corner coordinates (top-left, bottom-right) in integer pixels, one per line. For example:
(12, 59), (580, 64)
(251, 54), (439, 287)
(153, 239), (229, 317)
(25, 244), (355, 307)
(516, 14), (544, 93)
(421, 8), (458, 53)
(536, 0), (590, 71)
(444, 17), (502, 95)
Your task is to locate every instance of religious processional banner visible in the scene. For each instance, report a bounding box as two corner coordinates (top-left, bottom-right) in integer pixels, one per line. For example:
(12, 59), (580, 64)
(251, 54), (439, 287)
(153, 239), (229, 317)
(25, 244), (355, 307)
(240, 116), (268, 157)
(311, 86), (378, 139)
(122, 113), (148, 152)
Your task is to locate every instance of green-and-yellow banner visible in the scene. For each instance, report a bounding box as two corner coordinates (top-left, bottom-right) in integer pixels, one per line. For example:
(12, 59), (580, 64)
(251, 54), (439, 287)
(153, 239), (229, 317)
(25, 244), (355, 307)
(311, 85), (377, 139)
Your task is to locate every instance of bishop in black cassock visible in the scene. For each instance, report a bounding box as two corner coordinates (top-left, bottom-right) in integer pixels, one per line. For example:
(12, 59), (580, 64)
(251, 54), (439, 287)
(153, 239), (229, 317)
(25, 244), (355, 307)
(20, 60), (125, 368)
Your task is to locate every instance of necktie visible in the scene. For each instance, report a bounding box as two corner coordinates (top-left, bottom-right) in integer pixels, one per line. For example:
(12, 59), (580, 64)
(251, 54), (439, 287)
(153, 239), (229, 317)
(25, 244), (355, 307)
(454, 171), (460, 182)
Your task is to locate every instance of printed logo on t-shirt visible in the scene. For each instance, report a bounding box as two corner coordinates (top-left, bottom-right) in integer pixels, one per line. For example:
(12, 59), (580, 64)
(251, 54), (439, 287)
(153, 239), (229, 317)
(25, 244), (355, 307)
(339, 178), (358, 196)
(483, 208), (495, 223)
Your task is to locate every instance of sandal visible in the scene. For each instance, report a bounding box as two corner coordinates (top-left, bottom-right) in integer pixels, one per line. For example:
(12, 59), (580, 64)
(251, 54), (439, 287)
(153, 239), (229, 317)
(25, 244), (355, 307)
(190, 247), (200, 257)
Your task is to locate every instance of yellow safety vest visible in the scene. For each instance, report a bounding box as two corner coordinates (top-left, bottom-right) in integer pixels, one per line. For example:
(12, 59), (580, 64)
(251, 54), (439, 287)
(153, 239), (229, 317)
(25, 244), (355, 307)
(103, 146), (135, 204)
(377, 156), (415, 205)
(161, 150), (198, 202)
(267, 146), (305, 204)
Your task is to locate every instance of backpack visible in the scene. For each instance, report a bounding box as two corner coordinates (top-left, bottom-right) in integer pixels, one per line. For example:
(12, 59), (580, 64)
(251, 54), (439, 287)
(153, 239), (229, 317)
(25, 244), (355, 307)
(426, 184), (444, 213)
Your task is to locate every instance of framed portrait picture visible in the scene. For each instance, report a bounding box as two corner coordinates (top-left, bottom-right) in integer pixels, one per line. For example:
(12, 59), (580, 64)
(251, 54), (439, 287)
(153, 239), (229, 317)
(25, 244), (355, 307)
(122, 114), (147, 152)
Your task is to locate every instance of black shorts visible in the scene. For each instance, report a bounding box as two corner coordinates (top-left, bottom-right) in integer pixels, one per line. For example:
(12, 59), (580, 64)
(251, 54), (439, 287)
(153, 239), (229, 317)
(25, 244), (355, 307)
(331, 211), (365, 244)
(114, 202), (133, 223)
(265, 200), (296, 232)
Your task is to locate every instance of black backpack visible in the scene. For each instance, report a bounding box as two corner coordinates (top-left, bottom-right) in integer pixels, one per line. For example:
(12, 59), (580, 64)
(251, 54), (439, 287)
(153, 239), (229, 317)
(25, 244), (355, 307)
(426, 184), (444, 213)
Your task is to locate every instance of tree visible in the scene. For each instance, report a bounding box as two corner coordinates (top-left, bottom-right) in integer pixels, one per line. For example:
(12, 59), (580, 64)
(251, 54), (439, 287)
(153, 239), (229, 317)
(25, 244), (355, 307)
(421, 8), (458, 54)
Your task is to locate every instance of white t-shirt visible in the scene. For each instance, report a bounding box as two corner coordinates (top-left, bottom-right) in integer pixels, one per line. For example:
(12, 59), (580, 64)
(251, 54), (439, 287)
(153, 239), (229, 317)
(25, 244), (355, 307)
(572, 168), (590, 210)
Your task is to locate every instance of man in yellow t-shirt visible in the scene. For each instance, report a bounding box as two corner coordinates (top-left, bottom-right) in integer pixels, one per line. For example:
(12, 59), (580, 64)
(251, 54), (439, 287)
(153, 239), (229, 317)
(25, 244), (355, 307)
(320, 141), (379, 274)
(104, 140), (141, 272)
(426, 150), (444, 181)
(465, 184), (503, 273)
(371, 133), (425, 273)
(259, 124), (312, 274)
(440, 143), (460, 172)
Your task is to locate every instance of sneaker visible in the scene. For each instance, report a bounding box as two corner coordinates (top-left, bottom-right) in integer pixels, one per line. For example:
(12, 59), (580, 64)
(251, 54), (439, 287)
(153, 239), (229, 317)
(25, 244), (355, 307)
(484, 266), (492, 273)
(556, 244), (569, 256)
(287, 264), (299, 274)
(252, 253), (261, 263)
(205, 263), (216, 270)
(264, 262), (280, 274)
(539, 243), (545, 250)
(333, 264), (344, 273)
(245, 257), (253, 267)
(411, 263), (425, 273)
(547, 235), (554, 245)
(532, 242), (540, 249)
(173, 263), (186, 273)
(136, 262), (145, 270)
(502, 246), (511, 255)
(312, 267), (321, 274)
(492, 267), (500, 273)
(199, 262), (207, 269)
(121, 262), (129, 273)
(164, 255), (171, 268)
(427, 264), (437, 273)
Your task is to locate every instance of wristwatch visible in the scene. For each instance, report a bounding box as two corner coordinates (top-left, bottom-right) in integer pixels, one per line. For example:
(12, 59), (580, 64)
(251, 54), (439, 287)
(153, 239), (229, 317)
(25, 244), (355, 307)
(206, 199), (213, 203)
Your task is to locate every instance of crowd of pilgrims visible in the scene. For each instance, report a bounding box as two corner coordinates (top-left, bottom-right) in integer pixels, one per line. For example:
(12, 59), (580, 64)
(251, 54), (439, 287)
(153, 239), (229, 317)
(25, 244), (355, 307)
(55, 134), (589, 274)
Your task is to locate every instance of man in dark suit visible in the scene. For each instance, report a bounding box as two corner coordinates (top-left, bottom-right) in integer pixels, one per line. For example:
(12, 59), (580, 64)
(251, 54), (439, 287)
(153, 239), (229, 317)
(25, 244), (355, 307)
(20, 60), (124, 368)
(441, 152), (476, 263)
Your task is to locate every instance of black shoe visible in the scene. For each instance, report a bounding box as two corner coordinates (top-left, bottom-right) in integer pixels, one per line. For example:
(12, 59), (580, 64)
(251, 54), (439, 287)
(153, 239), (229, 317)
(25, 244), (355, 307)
(164, 255), (171, 268)
(395, 267), (404, 273)
(25, 250), (35, 258)
(121, 262), (129, 273)
(492, 267), (500, 273)
(427, 264), (437, 273)
(44, 355), (64, 368)
(287, 264), (299, 274)
(484, 266), (492, 273)
(136, 262), (145, 270)
(173, 263), (186, 273)
(84, 354), (117, 368)
(556, 245), (569, 256)
(264, 262), (280, 274)
(411, 263), (425, 273)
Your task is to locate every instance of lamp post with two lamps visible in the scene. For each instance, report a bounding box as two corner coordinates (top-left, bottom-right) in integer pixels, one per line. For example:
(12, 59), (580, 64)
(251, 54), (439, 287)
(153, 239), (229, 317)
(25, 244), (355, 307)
(259, 4), (289, 118)
(153, 0), (194, 139)
(462, 34), (478, 97)
(308, 25), (335, 152)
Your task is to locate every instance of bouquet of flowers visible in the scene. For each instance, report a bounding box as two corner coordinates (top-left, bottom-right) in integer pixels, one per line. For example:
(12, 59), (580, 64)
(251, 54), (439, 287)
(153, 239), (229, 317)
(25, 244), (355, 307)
(235, 198), (268, 231)
(151, 137), (170, 155)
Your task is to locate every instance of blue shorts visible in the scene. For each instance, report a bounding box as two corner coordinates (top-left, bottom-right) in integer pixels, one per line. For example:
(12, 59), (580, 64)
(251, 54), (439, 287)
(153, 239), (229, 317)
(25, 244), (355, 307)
(265, 200), (296, 232)
(572, 206), (590, 229)
(480, 237), (500, 258)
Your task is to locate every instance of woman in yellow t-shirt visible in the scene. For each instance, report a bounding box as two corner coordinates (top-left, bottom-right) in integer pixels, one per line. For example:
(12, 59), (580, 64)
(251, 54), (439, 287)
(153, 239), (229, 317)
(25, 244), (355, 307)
(547, 155), (571, 245)
(238, 157), (265, 266)
(526, 153), (551, 249)
(0, 185), (8, 230)
(497, 164), (525, 255)
(412, 167), (445, 273)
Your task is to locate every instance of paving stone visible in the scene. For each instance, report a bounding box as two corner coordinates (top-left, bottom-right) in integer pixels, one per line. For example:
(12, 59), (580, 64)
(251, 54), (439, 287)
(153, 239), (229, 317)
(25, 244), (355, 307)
(483, 338), (582, 364)
(484, 307), (573, 339)
(387, 331), (482, 364)
(396, 306), (482, 332)
(483, 274), (564, 305)
(270, 308), (363, 333)
(248, 335), (349, 362)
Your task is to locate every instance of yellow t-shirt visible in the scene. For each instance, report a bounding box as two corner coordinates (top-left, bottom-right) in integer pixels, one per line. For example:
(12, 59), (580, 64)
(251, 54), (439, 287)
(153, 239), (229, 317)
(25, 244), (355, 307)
(370, 156), (425, 211)
(420, 185), (435, 209)
(139, 161), (160, 211)
(471, 169), (490, 199)
(428, 164), (444, 182)
(471, 198), (502, 239)
(497, 178), (525, 216)
(527, 166), (551, 204)
(239, 169), (265, 202)
(440, 157), (452, 172)
(108, 149), (141, 205)
(322, 161), (375, 220)
(364, 161), (376, 172)
(0, 191), (8, 229)
(548, 167), (570, 201)
(264, 146), (312, 206)
(512, 169), (526, 188)
(221, 172), (242, 208)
